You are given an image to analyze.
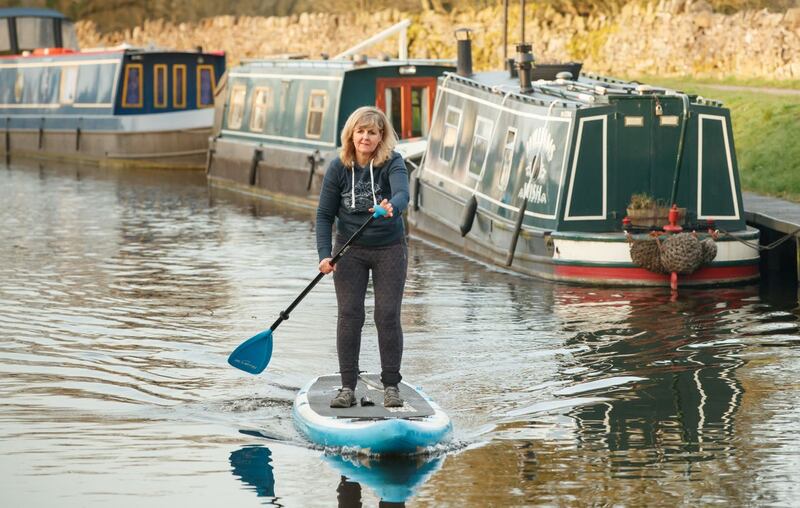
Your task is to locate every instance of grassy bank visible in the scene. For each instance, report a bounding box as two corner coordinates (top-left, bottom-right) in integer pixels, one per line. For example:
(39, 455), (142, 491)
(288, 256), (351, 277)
(641, 77), (800, 203)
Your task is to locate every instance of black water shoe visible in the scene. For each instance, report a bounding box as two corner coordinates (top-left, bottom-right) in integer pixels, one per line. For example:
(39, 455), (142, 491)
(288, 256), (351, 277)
(330, 387), (356, 408)
(384, 386), (403, 408)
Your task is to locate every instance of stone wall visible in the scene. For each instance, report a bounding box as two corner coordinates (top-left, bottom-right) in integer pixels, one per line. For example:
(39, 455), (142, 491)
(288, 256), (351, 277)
(75, 1), (800, 80)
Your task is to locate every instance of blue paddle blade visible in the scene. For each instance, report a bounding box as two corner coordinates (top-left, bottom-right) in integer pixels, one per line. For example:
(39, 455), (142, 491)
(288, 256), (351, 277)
(228, 329), (274, 375)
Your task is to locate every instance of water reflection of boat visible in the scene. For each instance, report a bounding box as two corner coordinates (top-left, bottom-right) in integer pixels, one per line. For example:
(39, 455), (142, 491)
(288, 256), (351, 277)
(229, 445), (277, 499)
(406, 30), (760, 287)
(550, 285), (754, 461)
(207, 21), (453, 206)
(0, 8), (225, 169)
(325, 453), (444, 505)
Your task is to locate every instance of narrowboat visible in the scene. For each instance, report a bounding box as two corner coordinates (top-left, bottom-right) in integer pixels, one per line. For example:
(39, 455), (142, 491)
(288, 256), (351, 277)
(407, 34), (760, 287)
(207, 54), (454, 205)
(0, 8), (225, 168)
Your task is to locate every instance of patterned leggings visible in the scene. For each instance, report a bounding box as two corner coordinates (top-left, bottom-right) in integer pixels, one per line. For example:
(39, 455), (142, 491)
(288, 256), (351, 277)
(332, 240), (407, 390)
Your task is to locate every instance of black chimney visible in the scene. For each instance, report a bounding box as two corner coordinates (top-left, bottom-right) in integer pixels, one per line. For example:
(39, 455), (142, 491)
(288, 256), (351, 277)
(516, 43), (533, 93)
(455, 28), (473, 77)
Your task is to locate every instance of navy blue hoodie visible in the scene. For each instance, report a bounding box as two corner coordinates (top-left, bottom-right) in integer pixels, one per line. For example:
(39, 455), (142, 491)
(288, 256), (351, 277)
(316, 150), (409, 261)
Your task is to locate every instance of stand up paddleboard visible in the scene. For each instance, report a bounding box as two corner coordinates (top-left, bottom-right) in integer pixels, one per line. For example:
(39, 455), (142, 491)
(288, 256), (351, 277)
(293, 374), (452, 455)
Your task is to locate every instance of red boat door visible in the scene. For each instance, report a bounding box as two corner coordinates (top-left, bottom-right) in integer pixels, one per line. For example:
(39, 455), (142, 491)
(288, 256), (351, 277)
(376, 77), (437, 140)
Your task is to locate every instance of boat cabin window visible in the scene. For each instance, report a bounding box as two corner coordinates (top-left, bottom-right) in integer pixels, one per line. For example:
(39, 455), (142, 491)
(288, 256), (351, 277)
(249, 87), (271, 132)
(306, 90), (327, 139)
(376, 77), (436, 139)
(498, 127), (517, 190)
(384, 87), (402, 139)
(61, 20), (78, 50)
(154, 64), (167, 108)
(410, 86), (430, 137)
(468, 116), (493, 179)
(122, 64), (143, 108)
(173, 65), (187, 108)
(0, 22), (10, 54)
(197, 65), (215, 108)
(13, 74), (24, 102)
(439, 106), (462, 166)
(228, 84), (247, 129)
(16, 17), (55, 52)
(75, 63), (115, 105)
(60, 65), (78, 104)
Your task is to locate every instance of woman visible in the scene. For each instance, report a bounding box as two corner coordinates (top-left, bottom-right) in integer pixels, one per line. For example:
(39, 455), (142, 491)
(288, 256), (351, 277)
(316, 106), (409, 409)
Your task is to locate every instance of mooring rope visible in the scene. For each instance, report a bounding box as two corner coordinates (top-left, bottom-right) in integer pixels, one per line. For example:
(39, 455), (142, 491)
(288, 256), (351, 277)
(717, 227), (800, 251)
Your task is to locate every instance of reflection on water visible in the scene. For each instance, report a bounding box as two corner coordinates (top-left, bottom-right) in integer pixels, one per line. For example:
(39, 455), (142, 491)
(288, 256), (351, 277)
(1, 160), (800, 507)
(230, 446), (277, 500)
(227, 443), (443, 506)
(421, 285), (800, 506)
(326, 453), (444, 506)
(559, 287), (746, 467)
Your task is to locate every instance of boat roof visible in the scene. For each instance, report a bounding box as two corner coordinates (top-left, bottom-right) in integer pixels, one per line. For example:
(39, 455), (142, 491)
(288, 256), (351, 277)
(0, 8), (69, 19)
(446, 70), (722, 109)
(236, 57), (454, 75)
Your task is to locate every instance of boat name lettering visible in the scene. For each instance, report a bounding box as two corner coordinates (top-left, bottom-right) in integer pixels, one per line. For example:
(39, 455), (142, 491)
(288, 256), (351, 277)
(519, 181), (547, 204)
(526, 127), (556, 164)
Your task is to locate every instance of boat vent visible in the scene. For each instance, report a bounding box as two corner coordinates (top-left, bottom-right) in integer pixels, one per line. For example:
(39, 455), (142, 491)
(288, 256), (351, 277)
(516, 43), (534, 93)
(455, 28), (473, 77)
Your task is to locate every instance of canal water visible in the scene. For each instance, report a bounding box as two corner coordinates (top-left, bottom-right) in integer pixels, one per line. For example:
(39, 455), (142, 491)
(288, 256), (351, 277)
(2, 160), (799, 507)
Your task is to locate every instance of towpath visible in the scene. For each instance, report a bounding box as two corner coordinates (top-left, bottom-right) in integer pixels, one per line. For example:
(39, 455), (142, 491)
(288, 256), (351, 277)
(703, 84), (800, 96)
(743, 192), (800, 234)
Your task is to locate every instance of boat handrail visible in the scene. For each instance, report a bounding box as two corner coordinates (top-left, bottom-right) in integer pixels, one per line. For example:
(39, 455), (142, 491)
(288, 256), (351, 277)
(334, 19), (411, 60)
(237, 58), (455, 72)
(443, 72), (582, 108)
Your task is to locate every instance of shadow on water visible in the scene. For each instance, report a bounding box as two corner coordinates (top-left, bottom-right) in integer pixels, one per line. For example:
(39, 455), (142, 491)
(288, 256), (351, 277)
(229, 443), (444, 507)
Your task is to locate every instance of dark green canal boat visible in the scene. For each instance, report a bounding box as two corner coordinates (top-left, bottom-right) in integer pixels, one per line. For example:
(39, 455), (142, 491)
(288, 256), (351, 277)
(406, 33), (760, 287)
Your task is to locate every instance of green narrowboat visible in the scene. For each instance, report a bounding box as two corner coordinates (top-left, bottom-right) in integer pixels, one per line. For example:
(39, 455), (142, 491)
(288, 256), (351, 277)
(407, 35), (760, 287)
(207, 57), (454, 205)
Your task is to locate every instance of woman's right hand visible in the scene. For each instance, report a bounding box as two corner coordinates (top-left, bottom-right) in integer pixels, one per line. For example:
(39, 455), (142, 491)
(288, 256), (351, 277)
(319, 258), (335, 274)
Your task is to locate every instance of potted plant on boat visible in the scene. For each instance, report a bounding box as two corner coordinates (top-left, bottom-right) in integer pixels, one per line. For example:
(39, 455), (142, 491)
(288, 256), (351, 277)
(626, 193), (685, 227)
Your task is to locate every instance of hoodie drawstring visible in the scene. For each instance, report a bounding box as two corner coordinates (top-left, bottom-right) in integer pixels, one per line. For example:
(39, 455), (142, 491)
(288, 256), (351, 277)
(351, 159), (378, 209)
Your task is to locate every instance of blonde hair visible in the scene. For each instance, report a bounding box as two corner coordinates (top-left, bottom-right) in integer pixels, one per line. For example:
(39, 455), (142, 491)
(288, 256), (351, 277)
(339, 106), (397, 168)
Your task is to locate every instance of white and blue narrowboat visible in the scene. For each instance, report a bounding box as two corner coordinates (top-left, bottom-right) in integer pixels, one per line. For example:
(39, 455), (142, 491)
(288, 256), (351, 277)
(0, 8), (225, 168)
(207, 54), (454, 204)
(407, 33), (760, 287)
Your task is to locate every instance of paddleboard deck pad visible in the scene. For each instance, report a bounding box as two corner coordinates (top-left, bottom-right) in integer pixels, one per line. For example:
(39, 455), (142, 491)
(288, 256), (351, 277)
(293, 374), (452, 455)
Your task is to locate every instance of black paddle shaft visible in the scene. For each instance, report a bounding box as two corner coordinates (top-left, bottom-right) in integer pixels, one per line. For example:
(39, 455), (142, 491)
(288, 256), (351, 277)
(268, 214), (378, 331)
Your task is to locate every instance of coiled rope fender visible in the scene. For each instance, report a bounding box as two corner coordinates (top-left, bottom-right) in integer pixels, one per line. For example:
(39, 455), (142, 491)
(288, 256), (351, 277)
(660, 233), (704, 274)
(629, 236), (666, 273)
(628, 232), (718, 275)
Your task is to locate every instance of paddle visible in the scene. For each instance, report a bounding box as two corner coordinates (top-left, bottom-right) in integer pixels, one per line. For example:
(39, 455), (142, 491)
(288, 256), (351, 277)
(227, 206), (389, 374)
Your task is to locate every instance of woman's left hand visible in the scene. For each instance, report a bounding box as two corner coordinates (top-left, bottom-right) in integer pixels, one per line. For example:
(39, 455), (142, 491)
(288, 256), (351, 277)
(370, 198), (393, 218)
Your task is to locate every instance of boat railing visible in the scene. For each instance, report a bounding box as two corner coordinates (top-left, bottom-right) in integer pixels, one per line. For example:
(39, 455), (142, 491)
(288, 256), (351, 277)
(238, 58), (455, 71)
(334, 19), (411, 60)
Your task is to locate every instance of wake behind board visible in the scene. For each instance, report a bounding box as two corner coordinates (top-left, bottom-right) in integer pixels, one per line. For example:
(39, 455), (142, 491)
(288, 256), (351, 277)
(292, 374), (452, 455)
